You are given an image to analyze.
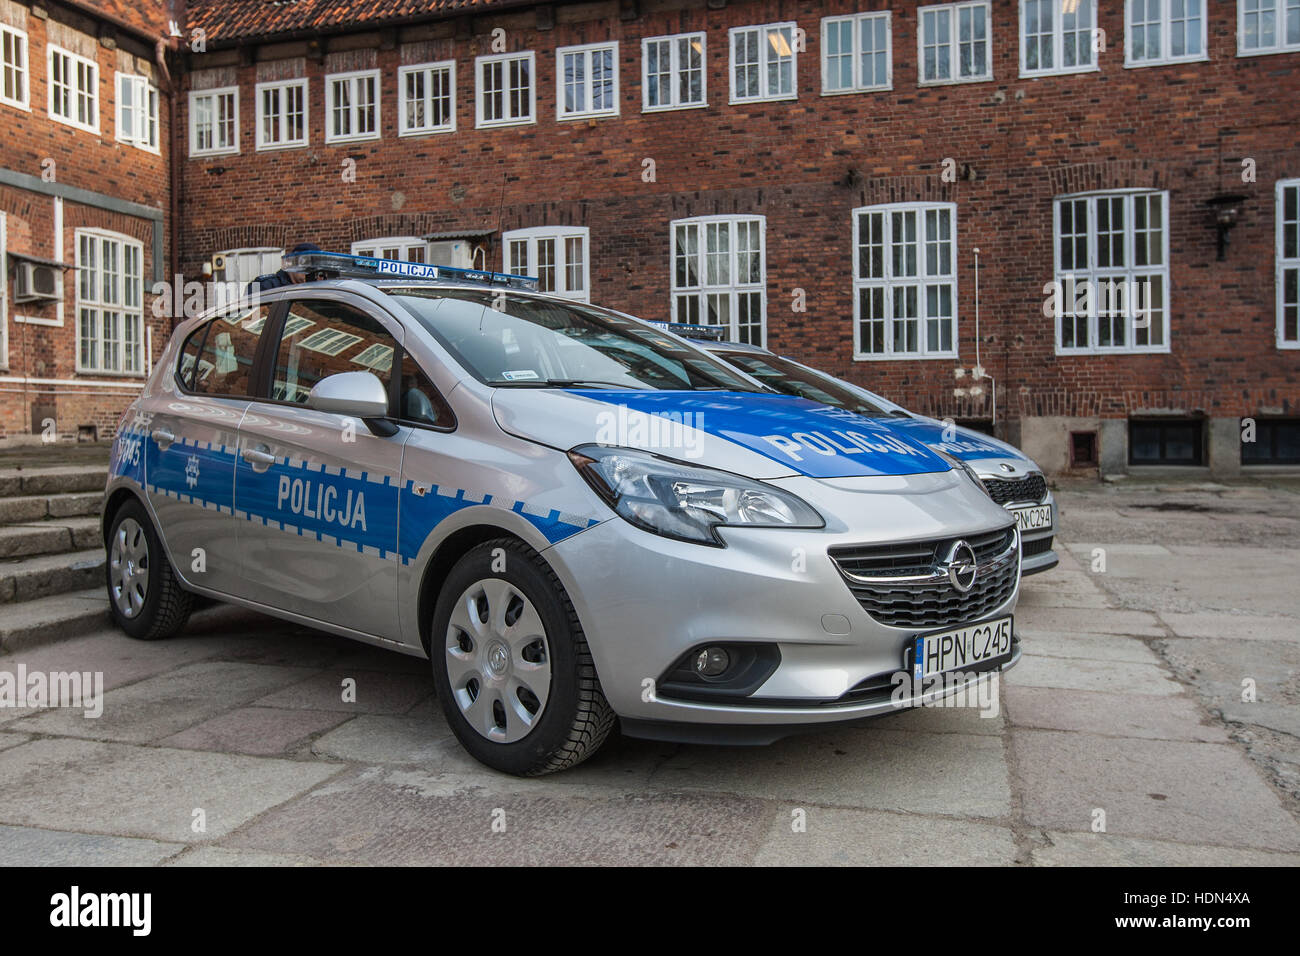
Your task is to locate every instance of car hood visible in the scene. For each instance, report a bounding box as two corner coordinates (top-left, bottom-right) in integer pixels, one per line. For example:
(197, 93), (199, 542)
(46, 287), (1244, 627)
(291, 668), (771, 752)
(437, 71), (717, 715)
(491, 389), (954, 479)
(886, 415), (1032, 465)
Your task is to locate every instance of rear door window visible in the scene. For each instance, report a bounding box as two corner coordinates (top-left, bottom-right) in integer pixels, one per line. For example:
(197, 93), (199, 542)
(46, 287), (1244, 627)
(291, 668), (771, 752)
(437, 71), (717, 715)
(183, 304), (270, 396)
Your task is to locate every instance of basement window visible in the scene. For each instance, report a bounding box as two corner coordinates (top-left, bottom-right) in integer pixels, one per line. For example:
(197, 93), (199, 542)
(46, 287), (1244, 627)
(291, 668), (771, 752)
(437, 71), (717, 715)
(1129, 418), (1204, 466)
(1242, 418), (1300, 465)
(1070, 430), (1098, 467)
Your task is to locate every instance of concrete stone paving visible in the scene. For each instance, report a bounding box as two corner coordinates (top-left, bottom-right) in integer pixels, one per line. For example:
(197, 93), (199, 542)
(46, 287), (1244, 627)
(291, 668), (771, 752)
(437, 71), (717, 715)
(0, 476), (1296, 865)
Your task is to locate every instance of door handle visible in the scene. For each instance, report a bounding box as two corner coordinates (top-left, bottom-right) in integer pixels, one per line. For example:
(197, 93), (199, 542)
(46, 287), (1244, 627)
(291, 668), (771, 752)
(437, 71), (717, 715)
(151, 428), (175, 449)
(241, 446), (276, 471)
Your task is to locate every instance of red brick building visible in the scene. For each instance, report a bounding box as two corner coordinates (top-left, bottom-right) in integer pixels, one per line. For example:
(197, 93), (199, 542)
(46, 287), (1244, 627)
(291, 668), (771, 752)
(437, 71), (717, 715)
(0, 0), (176, 440)
(5, 0), (1300, 476)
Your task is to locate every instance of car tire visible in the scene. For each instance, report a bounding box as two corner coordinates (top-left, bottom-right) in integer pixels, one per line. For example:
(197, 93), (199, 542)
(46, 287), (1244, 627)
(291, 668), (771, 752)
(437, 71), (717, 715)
(430, 538), (615, 776)
(105, 497), (194, 641)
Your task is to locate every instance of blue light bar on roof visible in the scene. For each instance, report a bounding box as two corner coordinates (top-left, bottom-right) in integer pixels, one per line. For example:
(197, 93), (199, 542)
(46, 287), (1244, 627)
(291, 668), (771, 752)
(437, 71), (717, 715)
(643, 320), (726, 341)
(281, 251), (540, 292)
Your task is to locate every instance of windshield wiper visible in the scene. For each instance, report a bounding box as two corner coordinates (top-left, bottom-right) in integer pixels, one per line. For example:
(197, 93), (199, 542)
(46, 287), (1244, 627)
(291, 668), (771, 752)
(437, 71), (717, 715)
(489, 379), (641, 389)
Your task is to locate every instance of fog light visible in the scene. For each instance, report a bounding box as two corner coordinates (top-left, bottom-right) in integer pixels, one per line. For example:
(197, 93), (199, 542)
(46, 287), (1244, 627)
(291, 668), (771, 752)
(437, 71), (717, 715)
(694, 647), (731, 678)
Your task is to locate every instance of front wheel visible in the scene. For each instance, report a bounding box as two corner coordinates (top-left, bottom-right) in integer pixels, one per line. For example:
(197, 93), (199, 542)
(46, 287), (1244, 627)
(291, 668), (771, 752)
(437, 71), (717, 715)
(106, 498), (194, 640)
(430, 539), (615, 775)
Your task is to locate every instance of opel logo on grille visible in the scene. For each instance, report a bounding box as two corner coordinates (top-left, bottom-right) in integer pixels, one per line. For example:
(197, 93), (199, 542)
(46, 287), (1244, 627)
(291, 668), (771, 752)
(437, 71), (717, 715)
(942, 540), (978, 593)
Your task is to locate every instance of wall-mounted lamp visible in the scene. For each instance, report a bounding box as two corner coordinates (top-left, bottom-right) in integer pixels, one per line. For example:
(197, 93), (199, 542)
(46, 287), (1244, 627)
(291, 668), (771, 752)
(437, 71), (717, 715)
(1206, 193), (1247, 261)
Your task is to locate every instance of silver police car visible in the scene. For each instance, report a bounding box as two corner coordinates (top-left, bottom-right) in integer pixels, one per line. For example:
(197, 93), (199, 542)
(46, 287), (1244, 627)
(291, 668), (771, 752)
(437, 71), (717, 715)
(104, 252), (1022, 775)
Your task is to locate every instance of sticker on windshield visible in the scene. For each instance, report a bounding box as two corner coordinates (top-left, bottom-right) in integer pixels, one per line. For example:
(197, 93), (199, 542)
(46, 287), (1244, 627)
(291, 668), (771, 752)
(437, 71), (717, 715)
(502, 369), (540, 381)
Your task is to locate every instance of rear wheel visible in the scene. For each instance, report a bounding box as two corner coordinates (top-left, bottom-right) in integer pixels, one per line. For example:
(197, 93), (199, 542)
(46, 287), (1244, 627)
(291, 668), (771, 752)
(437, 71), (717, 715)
(106, 498), (194, 640)
(430, 538), (615, 775)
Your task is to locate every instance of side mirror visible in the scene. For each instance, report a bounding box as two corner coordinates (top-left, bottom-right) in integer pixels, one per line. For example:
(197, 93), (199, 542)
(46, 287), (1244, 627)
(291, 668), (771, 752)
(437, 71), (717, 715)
(306, 372), (395, 435)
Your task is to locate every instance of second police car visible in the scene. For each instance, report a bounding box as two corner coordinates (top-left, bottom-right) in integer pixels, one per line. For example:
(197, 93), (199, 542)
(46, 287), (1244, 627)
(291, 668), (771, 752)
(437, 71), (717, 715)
(104, 252), (1022, 775)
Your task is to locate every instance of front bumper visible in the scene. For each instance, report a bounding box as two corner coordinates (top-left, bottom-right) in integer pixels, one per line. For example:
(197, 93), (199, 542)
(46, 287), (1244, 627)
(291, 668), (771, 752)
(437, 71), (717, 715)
(543, 469), (1021, 732)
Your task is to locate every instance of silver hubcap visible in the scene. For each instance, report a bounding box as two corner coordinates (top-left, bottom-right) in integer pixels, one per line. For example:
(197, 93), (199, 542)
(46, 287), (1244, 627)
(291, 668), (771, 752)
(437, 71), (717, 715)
(109, 518), (150, 619)
(445, 578), (551, 744)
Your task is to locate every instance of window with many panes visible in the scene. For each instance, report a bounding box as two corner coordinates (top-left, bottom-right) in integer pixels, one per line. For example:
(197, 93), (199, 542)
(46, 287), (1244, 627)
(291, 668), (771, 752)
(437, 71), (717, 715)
(325, 70), (379, 143)
(670, 217), (766, 345)
(1239, 0), (1300, 55)
(642, 32), (705, 110)
(398, 61), (455, 135)
(1053, 191), (1170, 354)
(1021, 0), (1097, 75)
(853, 203), (958, 360)
(477, 52), (535, 127)
(214, 248), (283, 288)
(352, 238), (427, 263)
(919, 2), (992, 84)
(116, 73), (159, 151)
(558, 42), (618, 119)
(76, 230), (144, 375)
(1278, 180), (1300, 348)
(49, 46), (98, 132)
(255, 78), (307, 149)
(503, 227), (589, 301)
(1128, 0), (1207, 65)
(1, 25), (28, 109)
(189, 87), (238, 155)
(730, 23), (797, 103)
(823, 13), (892, 93)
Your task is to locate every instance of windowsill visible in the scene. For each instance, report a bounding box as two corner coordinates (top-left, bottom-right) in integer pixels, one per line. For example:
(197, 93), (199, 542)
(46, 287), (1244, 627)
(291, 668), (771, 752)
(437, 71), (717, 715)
(728, 93), (798, 105)
(1278, 341), (1300, 351)
(476, 118), (537, 129)
(1236, 46), (1300, 58)
(255, 141), (309, 152)
(50, 116), (100, 135)
(14, 314), (64, 327)
(821, 84), (894, 96)
(917, 75), (993, 87)
(325, 133), (382, 145)
(1123, 54), (1209, 69)
(0, 98), (30, 112)
(642, 102), (709, 113)
(1019, 64), (1100, 79)
(73, 368), (148, 380)
(1055, 346), (1172, 357)
(190, 147), (241, 159)
(557, 110), (620, 122)
(398, 126), (456, 137)
(853, 352), (960, 362)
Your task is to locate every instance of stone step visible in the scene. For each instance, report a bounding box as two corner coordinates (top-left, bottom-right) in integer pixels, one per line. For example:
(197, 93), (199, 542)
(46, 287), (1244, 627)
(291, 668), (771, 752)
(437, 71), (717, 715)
(0, 588), (109, 653)
(0, 517), (101, 559)
(0, 491), (102, 524)
(0, 548), (105, 604)
(0, 465), (108, 498)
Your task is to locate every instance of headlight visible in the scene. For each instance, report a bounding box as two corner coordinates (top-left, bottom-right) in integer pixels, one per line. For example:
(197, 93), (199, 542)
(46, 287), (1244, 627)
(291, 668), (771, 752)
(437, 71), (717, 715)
(933, 448), (993, 499)
(568, 445), (824, 546)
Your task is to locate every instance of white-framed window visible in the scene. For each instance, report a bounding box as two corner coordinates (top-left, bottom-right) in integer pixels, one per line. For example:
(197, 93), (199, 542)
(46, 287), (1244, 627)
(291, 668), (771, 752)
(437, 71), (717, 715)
(255, 78), (308, 150)
(1128, 0), (1208, 65)
(503, 227), (590, 301)
(729, 23), (797, 103)
(1, 24), (28, 110)
(214, 247), (282, 287)
(853, 203), (958, 360)
(398, 61), (455, 135)
(476, 52), (535, 128)
(1239, 0), (1300, 55)
(1278, 179), (1300, 348)
(48, 46), (98, 132)
(822, 13), (892, 94)
(642, 32), (706, 111)
(115, 73), (159, 151)
(1053, 190), (1170, 355)
(918, 2), (992, 84)
(325, 69), (380, 143)
(670, 216), (766, 345)
(557, 42), (619, 120)
(1021, 0), (1098, 76)
(76, 230), (144, 375)
(352, 238), (427, 262)
(189, 87), (239, 156)
(0, 212), (7, 370)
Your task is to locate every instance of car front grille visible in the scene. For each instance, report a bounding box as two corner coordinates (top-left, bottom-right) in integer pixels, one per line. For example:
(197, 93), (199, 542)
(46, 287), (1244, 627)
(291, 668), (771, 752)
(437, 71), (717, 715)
(828, 526), (1019, 630)
(1022, 535), (1054, 557)
(980, 473), (1047, 506)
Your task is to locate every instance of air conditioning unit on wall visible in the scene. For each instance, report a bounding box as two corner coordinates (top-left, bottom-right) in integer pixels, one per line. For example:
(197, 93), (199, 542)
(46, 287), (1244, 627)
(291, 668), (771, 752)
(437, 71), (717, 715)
(14, 261), (61, 303)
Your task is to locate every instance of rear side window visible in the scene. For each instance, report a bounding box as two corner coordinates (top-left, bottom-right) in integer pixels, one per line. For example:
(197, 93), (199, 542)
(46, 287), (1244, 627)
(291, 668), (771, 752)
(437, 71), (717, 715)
(272, 299), (397, 404)
(180, 304), (269, 396)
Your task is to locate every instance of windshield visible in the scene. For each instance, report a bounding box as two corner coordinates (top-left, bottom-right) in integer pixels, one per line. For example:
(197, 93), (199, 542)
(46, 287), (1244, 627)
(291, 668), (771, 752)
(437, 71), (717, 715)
(713, 350), (906, 418)
(392, 289), (763, 392)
